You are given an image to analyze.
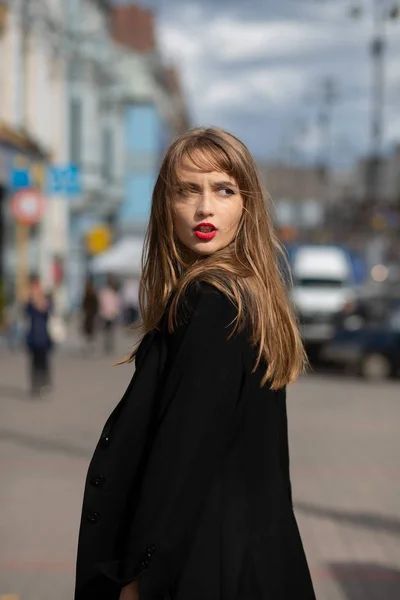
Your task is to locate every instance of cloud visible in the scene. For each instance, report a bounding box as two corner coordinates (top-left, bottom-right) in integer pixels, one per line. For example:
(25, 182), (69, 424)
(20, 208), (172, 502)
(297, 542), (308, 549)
(206, 18), (341, 63)
(156, 0), (400, 163)
(200, 65), (309, 113)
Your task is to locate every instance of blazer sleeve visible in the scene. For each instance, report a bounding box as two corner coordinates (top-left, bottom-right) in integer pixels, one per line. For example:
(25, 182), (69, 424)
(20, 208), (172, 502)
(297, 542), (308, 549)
(97, 282), (244, 596)
(279, 389), (293, 507)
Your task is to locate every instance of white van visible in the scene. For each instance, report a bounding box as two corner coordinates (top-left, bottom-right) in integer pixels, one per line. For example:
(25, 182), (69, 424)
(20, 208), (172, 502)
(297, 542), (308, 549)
(291, 245), (356, 348)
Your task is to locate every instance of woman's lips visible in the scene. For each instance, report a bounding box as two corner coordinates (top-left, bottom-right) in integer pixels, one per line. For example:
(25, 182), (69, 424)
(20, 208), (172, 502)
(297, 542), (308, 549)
(194, 230), (217, 241)
(193, 223), (217, 241)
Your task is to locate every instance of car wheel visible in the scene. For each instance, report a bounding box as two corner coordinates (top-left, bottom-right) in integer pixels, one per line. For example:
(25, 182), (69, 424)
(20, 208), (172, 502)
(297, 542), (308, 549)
(360, 353), (391, 381)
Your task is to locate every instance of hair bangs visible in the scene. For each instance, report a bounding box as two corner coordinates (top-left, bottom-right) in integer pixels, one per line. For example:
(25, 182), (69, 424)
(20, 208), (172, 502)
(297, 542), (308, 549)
(184, 141), (232, 174)
(166, 136), (237, 191)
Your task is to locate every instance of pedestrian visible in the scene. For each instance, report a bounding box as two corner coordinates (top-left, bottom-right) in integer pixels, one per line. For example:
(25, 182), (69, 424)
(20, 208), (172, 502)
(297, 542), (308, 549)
(25, 276), (53, 397)
(121, 277), (140, 328)
(98, 275), (120, 355)
(81, 277), (99, 354)
(75, 127), (316, 600)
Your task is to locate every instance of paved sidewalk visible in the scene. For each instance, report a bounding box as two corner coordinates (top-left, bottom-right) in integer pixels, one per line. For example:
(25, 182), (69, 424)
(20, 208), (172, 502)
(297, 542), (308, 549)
(0, 340), (399, 600)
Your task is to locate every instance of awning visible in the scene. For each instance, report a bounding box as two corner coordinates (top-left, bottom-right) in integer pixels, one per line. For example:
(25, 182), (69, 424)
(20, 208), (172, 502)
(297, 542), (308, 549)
(0, 122), (50, 158)
(91, 237), (145, 276)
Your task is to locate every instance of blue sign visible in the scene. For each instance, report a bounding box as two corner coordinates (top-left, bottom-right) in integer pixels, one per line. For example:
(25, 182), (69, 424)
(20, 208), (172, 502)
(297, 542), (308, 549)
(46, 164), (82, 197)
(11, 168), (31, 190)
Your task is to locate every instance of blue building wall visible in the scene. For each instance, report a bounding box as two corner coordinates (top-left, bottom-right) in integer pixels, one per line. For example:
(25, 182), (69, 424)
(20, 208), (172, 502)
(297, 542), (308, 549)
(118, 103), (162, 226)
(158, 118), (173, 162)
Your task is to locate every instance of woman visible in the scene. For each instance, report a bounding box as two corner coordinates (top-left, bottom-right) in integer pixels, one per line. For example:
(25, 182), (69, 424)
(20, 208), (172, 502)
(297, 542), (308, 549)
(98, 275), (121, 355)
(121, 278), (140, 328)
(81, 277), (99, 354)
(75, 128), (316, 600)
(25, 276), (53, 396)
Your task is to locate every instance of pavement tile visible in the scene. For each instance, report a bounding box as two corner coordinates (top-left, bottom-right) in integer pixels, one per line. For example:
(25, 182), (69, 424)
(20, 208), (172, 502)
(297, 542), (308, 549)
(0, 338), (399, 599)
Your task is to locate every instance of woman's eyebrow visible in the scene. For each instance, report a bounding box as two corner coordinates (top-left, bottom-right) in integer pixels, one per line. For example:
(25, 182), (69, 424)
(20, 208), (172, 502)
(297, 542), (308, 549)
(213, 180), (238, 189)
(177, 179), (238, 189)
(177, 180), (201, 188)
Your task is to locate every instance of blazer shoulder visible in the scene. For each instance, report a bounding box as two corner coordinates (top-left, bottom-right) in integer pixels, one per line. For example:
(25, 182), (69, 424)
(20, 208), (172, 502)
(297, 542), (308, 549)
(180, 280), (237, 324)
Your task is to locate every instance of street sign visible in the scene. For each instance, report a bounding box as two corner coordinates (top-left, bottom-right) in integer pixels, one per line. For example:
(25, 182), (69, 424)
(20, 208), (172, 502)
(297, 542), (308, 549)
(10, 168), (31, 190)
(11, 159), (46, 190)
(46, 164), (82, 197)
(85, 224), (112, 255)
(10, 188), (45, 226)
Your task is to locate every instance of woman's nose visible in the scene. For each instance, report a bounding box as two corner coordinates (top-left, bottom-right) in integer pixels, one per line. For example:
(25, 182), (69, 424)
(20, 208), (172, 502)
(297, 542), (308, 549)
(196, 190), (214, 217)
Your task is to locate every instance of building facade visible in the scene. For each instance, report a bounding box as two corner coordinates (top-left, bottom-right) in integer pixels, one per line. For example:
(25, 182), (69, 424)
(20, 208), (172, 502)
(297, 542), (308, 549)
(65, 1), (190, 306)
(353, 147), (400, 205)
(0, 0), (59, 307)
(0, 0), (190, 315)
(65, 0), (126, 307)
(111, 3), (190, 237)
(257, 162), (327, 241)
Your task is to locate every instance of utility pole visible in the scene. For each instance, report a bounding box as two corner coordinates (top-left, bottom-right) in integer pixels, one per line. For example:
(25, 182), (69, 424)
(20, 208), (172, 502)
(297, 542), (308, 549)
(366, 1), (386, 205)
(316, 76), (337, 185)
(350, 1), (400, 204)
(315, 76), (337, 239)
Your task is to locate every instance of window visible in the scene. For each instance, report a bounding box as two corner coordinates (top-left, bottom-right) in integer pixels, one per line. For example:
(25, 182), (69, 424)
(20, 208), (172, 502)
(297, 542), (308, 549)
(69, 97), (82, 165)
(101, 126), (113, 182)
(295, 278), (344, 288)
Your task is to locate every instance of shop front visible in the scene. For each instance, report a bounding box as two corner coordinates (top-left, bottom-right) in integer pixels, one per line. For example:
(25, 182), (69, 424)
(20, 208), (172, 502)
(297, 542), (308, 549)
(0, 124), (49, 305)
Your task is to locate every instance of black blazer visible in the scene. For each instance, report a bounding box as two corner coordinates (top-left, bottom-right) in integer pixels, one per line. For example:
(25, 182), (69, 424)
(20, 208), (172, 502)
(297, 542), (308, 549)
(75, 282), (316, 600)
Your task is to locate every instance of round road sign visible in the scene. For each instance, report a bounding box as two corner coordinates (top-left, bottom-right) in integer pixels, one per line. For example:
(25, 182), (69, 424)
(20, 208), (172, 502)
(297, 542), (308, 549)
(10, 188), (45, 226)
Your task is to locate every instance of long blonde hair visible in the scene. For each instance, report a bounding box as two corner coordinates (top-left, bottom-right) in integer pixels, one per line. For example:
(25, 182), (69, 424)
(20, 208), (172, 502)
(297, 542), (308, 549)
(123, 127), (307, 389)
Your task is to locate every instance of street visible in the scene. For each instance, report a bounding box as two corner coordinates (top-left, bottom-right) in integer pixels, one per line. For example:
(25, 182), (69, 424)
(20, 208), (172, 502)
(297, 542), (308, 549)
(0, 340), (399, 600)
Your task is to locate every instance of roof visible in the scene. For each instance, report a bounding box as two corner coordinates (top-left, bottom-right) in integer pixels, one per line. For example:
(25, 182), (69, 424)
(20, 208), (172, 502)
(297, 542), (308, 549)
(110, 4), (156, 53)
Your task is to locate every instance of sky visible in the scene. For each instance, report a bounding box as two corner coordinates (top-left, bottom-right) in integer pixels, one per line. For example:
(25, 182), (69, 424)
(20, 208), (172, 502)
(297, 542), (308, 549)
(112, 0), (400, 167)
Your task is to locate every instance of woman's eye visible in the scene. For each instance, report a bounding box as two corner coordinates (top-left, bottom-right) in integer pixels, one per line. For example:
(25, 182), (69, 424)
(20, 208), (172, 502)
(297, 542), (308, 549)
(217, 187), (235, 197)
(178, 186), (199, 195)
(177, 186), (193, 196)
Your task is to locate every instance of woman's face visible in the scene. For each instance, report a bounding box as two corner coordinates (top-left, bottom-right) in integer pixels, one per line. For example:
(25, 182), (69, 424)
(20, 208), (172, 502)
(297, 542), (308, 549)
(172, 156), (244, 256)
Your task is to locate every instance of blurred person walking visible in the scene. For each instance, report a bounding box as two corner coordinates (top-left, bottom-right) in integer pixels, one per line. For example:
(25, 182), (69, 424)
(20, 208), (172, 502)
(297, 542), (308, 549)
(81, 277), (99, 354)
(121, 277), (140, 327)
(75, 128), (316, 600)
(25, 276), (53, 397)
(98, 275), (120, 355)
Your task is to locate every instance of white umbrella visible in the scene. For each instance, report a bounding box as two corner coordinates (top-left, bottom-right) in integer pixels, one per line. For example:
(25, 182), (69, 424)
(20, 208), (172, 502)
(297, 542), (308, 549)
(91, 237), (144, 276)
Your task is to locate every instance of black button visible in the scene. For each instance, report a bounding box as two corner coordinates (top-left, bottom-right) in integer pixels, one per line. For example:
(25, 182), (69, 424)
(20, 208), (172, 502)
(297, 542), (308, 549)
(87, 512), (100, 524)
(90, 475), (106, 488)
(100, 435), (110, 448)
(141, 560), (149, 569)
(150, 545), (156, 554)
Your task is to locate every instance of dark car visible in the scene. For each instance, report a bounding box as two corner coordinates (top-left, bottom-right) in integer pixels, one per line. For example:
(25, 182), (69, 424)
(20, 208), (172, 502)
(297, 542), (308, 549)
(322, 302), (400, 381)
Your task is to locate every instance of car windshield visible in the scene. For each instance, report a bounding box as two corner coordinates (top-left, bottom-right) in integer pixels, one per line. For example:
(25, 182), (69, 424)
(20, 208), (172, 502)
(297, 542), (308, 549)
(296, 278), (344, 288)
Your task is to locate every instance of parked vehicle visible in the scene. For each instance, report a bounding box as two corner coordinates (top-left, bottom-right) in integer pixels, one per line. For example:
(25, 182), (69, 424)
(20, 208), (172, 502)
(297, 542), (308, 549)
(290, 245), (358, 353)
(322, 302), (400, 380)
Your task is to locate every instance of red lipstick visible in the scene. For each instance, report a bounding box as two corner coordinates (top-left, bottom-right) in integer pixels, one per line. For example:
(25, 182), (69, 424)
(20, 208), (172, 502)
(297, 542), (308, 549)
(193, 222), (218, 241)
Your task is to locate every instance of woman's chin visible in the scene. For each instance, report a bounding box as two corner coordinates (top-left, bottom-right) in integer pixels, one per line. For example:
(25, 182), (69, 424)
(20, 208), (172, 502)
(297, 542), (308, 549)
(176, 235), (227, 257)
(191, 241), (218, 255)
